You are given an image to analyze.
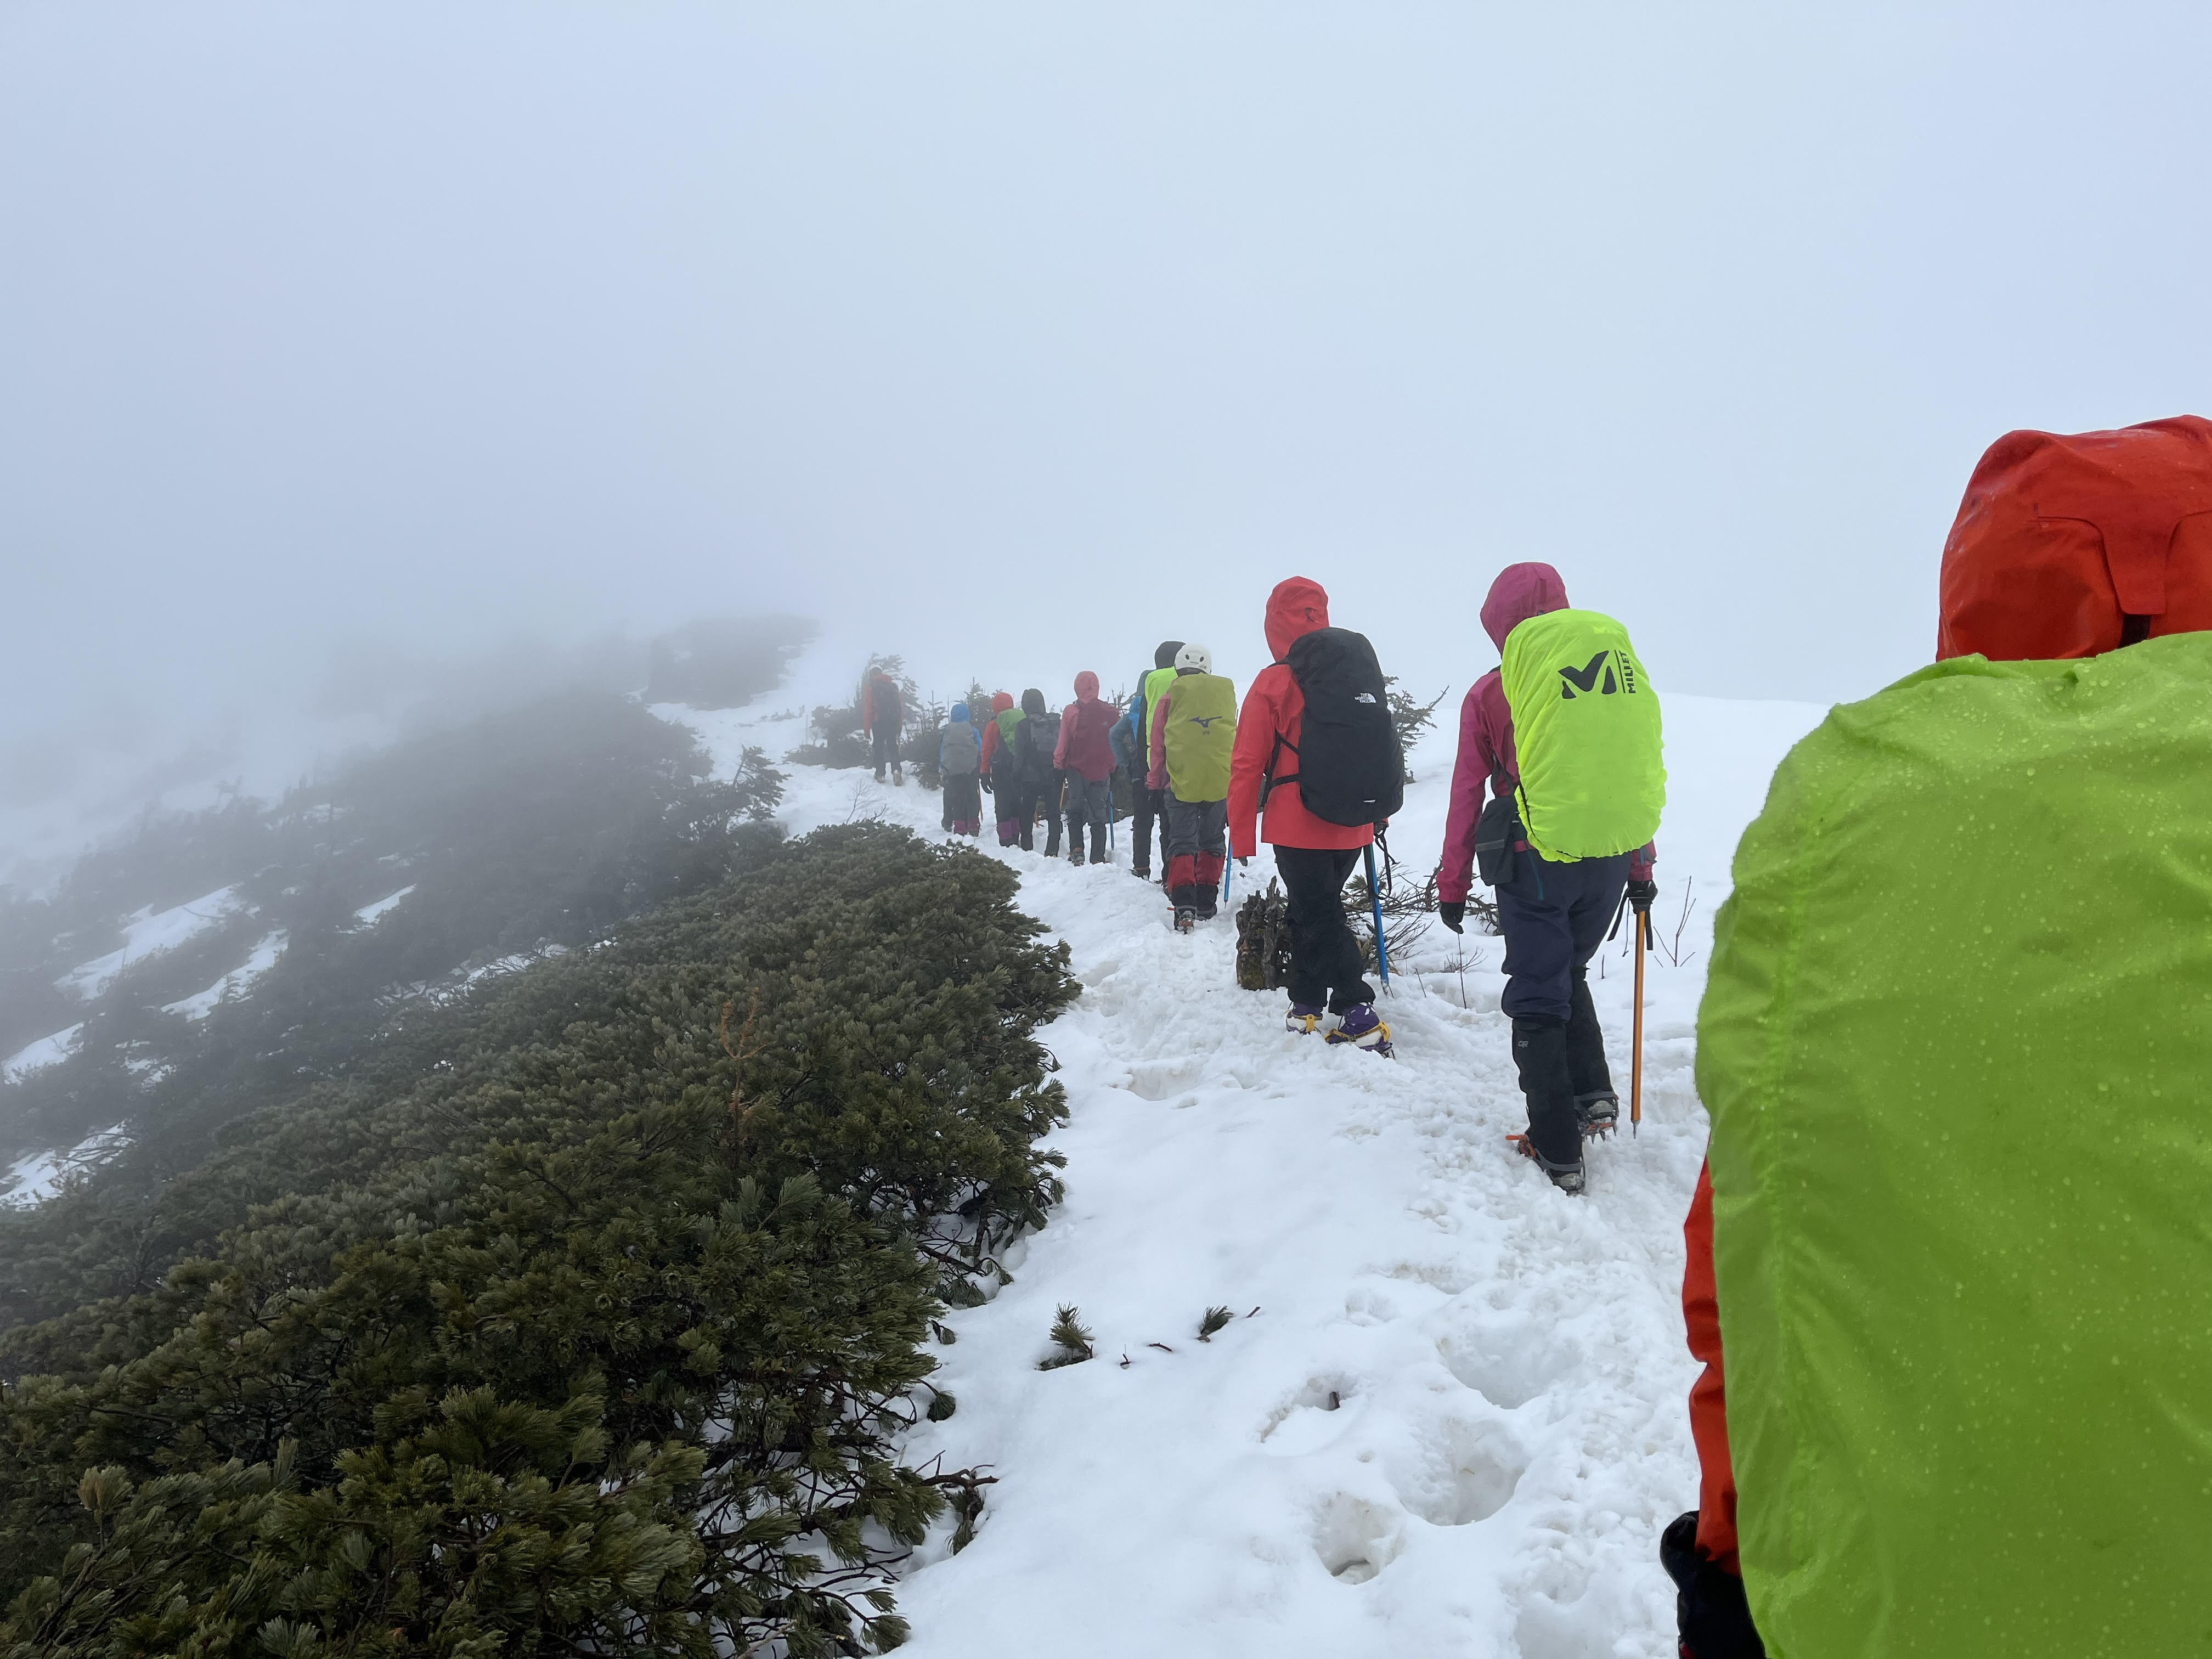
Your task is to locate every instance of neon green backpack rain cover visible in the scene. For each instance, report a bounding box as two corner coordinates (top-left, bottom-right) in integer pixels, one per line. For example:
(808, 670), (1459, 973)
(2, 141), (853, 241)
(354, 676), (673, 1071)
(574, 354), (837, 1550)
(1161, 672), (1236, 803)
(1500, 608), (1664, 861)
(1697, 634), (2212, 1658)
(1143, 665), (1180, 751)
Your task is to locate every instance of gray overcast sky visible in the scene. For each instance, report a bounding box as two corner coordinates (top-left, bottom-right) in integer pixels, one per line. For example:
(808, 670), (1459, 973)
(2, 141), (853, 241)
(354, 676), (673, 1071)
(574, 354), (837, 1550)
(5, 2), (2211, 848)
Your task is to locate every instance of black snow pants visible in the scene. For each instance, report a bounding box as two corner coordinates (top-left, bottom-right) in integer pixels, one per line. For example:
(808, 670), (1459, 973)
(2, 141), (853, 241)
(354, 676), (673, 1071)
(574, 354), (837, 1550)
(1131, 783), (1167, 875)
(941, 770), (981, 833)
(1496, 850), (1632, 1022)
(1274, 844), (1375, 1014)
(870, 726), (900, 778)
(1002, 770), (1062, 852)
(1032, 770), (1063, 853)
(1498, 849), (1631, 1162)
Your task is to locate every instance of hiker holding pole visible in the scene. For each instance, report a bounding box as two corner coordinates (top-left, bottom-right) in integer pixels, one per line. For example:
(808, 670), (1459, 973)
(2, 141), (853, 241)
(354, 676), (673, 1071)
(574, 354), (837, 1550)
(1435, 563), (1663, 1195)
(1227, 577), (1404, 1056)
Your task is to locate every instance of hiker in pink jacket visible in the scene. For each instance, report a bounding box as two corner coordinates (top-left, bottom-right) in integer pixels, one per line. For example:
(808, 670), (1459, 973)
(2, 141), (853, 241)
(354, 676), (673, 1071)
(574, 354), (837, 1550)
(1437, 562), (1657, 1165)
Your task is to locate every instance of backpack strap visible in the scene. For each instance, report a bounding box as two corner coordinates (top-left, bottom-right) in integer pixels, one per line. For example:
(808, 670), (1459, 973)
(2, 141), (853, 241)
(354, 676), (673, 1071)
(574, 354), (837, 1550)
(1257, 659), (1299, 808)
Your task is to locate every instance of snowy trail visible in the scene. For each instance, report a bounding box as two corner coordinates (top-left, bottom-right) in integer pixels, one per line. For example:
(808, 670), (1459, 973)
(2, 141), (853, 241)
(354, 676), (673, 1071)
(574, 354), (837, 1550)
(667, 669), (1822, 1658)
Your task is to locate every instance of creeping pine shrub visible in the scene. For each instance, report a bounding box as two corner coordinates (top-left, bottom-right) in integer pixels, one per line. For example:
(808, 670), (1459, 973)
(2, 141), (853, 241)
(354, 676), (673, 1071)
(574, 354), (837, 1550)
(0, 823), (1077, 1657)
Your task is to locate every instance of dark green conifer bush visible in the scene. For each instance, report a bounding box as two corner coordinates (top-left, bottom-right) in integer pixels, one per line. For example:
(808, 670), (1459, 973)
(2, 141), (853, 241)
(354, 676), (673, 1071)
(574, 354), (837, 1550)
(0, 822), (1076, 1656)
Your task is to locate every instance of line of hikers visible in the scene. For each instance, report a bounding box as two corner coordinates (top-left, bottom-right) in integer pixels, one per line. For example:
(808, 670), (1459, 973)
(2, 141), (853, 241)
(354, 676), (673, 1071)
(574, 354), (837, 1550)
(881, 416), (2210, 1657)
(867, 647), (1245, 929)
(865, 567), (1661, 1092)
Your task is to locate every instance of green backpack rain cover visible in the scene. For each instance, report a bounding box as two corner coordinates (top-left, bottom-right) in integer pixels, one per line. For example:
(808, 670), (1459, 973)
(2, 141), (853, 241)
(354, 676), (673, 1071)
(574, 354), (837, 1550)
(1501, 608), (1665, 862)
(1697, 634), (2212, 1658)
(1161, 672), (1236, 803)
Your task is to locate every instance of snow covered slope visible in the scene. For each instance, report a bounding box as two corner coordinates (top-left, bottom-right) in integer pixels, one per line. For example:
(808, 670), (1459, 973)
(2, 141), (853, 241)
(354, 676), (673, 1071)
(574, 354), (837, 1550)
(664, 679), (1824, 1658)
(54, 885), (242, 1001)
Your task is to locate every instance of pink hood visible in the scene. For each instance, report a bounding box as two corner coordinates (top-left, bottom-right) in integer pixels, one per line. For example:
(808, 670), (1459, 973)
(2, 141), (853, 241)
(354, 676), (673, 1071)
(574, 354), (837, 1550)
(1480, 562), (1570, 652)
(1074, 670), (1100, 701)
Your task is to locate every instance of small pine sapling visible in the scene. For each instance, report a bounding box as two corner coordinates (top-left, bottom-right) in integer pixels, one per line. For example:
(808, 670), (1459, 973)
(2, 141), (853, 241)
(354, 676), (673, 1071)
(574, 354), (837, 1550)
(1234, 878), (1293, 991)
(1038, 1303), (1096, 1370)
(946, 1477), (989, 1553)
(906, 694), (948, 789)
(1196, 1306), (1234, 1342)
(1384, 678), (1449, 784)
(1343, 866), (1432, 968)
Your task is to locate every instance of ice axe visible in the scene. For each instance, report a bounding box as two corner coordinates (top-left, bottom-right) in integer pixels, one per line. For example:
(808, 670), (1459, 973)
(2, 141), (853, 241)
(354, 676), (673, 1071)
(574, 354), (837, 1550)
(1631, 904), (1647, 1135)
(1607, 883), (1652, 1135)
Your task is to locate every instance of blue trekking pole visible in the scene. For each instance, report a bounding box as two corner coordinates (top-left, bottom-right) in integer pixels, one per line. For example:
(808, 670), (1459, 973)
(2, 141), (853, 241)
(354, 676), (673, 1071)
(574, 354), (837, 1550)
(1108, 788), (1116, 855)
(1364, 843), (1390, 990)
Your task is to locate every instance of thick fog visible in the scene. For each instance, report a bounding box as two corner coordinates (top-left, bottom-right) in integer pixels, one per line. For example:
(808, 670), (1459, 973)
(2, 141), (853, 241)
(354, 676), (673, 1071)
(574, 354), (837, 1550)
(6, 3), (2212, 876)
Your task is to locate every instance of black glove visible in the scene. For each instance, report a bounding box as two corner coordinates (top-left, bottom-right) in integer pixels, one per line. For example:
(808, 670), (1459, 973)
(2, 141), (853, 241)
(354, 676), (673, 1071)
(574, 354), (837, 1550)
(1627, 879), (1658, 914)
(1661, 1512), (1766, 1658)
(1438, 901), (1465, 934)
(980, 775), (994, 795)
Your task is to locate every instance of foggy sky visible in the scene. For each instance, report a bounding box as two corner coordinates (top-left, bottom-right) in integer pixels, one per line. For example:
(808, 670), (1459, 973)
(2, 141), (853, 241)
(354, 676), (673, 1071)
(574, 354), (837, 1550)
(7, 3), (2212, 863)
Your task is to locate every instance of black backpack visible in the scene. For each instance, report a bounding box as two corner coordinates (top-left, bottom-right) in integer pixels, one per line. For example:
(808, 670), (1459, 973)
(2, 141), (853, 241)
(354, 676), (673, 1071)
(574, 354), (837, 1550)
(1018, 709), (1062, 777)
(1263, 628), (1404, 826)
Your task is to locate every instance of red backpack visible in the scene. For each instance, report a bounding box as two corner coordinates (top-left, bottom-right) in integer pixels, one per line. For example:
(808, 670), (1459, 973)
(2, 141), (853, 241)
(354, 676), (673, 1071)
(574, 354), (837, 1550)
(1938, 415), (2212, 662)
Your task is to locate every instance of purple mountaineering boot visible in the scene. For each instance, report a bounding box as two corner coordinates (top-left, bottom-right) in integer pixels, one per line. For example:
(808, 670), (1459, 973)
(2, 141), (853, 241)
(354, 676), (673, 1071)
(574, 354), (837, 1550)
(1326, 1002), (1394, 1056)
(1284, 1001), (1325, 1036)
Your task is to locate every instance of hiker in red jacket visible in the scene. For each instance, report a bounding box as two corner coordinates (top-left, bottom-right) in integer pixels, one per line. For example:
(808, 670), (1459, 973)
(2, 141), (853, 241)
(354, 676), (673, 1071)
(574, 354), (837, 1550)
(1227, 577), (1391, 1053)
(1667, 415), (2212, 1659)
(978, 691), (1020, 844)
(862, 668), (905, 785)
(1055, 670), (1119, 867)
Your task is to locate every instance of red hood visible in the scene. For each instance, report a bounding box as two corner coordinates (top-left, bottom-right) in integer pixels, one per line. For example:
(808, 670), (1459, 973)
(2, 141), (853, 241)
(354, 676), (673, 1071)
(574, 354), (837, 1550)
(990, 691), (1014, 714)
(1480, 562), (1570, 652)
(1265, 577), (1331, 660)
(1074, 670), (1099, 701)
(1939, 416), (2212, 661)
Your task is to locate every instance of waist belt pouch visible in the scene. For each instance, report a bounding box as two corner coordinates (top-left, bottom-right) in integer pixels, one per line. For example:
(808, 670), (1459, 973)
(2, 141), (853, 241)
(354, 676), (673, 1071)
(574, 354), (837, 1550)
(1474, 792), (1522, 887)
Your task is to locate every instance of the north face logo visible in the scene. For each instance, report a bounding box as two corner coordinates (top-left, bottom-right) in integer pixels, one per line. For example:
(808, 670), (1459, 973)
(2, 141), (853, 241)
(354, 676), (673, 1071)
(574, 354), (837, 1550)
(1560, 651), (1635, 699)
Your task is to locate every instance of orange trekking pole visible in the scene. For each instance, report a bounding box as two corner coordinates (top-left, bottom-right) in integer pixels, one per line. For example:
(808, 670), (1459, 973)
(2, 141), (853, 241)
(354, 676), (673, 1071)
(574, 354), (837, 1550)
(1631, 906), (1647, 1134)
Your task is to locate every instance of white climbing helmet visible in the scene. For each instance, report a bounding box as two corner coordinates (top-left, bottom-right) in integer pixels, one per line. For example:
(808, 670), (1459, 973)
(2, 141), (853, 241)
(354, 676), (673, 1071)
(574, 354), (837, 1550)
(1174, 642), (1214, 675)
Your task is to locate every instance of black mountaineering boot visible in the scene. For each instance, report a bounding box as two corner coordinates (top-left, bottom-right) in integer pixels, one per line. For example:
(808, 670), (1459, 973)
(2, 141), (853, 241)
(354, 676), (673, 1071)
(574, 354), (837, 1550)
(1566, 968), (1620, 1136)
(1511, 1015), (1585, 1193)
(1576, 1091), (1621, 1137)
(1662, 1511), (1767, 1657)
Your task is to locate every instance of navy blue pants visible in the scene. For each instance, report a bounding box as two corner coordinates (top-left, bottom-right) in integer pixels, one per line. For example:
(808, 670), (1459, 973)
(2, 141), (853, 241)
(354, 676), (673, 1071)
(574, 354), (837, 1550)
(1497, 850), (1632, 1022)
